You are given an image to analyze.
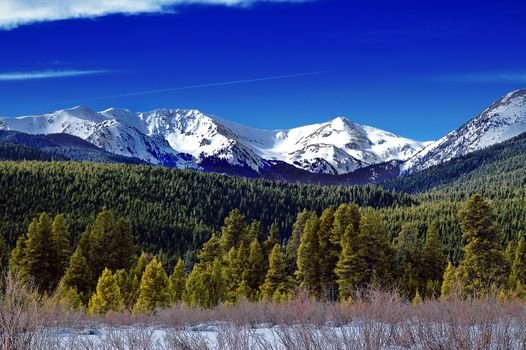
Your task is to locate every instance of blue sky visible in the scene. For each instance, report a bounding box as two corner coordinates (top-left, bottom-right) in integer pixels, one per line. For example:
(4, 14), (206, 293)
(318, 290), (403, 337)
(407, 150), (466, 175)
(0, 0), (525, 140)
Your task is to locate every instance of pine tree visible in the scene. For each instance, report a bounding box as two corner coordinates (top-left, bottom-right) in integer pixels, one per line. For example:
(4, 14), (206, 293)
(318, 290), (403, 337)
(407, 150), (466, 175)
(441, 261), (458, 299)
(457, 194), (508, 296)
(134, 257), (170, 313)
(395, 224), (422, 300)
(183, 258), (226, 308)
(261, 244), (293, 302)
(359, 209), (395, 288)
(285, 209), (310, 274)
(295, 213), (321, 297)
(335, 224), (367, 300)
(24, 213), (55, 291)
(51, 214), (71, 285)
(422, 223), (446, 298)
(317, 207), (338, 300)
(510, 238), (526, 290)
(331, 203), (360, 246)
(264, 223), (280, 256)
(220, 209), (247, 252)
(89, 209), (135, 278)
(246, 220), (265, 244)
(55, 282), (84, 310)
(114, 268), (134, 310)
(245, 238), (266, 301)
(8, 234), (26, 279)
(169, 259), (186, 303)
(88, 268), (124, 314)
(62, 248), (91, 304)
(198, 234), (222, 264)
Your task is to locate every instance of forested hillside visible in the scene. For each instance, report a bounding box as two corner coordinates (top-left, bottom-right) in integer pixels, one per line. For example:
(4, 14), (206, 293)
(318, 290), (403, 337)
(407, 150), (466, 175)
(0, 161), (410, 257)
(379, 132), (526, 263)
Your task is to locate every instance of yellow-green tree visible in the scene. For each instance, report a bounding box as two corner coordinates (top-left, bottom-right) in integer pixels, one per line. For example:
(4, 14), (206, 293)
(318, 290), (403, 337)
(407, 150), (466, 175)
(134, 257), (170, 313)
(88, 268), (124, 314)
(261, 244), (293, 302)
(169, 259), (186, 303)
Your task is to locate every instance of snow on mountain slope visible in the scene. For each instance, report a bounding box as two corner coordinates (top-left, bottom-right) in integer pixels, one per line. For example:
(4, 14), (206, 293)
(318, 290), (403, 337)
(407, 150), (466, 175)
(0, 106), (427, 174)
(403, 88), (526, 174)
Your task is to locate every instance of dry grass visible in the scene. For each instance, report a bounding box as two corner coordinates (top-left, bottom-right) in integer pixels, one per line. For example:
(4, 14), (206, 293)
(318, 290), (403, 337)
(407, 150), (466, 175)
(1, 277), (526, 349)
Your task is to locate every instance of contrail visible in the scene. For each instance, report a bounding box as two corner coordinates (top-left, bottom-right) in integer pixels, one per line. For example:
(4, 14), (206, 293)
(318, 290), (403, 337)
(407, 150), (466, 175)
(67, 69), (334, 103)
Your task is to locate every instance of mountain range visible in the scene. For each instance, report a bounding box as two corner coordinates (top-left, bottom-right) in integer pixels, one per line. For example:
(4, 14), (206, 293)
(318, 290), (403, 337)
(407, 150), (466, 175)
(0, 88), (525, 182)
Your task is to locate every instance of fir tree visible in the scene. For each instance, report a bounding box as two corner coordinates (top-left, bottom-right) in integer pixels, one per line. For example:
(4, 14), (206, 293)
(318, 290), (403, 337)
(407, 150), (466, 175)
(285, 209), (311, 274)
(220, 209), (247, 252)
(422, 223), (446, 298)
(359, 209), (396, 288)
(295, 213), (321, 297)
(261, 244), (293, 302)
(183, 258), (226, 308)
(245, 238), (266, 301)
(510, 238), (526, 289)
(441, 261), (458, 299)
(51, 214), (71, 285)
(62, 248), (91, 304)
(169, 259), (186, 303)
(264, 223), (280, 256)
(134, 257), (170, 313)
(335, 224), (366, 300)
(24, 213), (55, 291)
(457, 194), (508, 296)
(88, 268), (124, 314)
(395, 224), (422, 300)
(317, 207), (337, 300)
(8, 234), (26, 279)
(198, 234), (222, 263)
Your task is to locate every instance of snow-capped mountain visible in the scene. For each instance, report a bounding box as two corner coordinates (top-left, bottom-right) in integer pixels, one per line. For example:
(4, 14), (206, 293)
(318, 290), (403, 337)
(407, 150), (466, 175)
(0, 106), (427, 175)
(403, 88), (526, 174)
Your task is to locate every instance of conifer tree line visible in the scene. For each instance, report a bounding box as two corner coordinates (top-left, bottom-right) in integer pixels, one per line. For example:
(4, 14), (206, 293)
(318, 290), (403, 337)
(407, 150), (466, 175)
(0, 161), (412, 258)
(2, 194), (525, 313)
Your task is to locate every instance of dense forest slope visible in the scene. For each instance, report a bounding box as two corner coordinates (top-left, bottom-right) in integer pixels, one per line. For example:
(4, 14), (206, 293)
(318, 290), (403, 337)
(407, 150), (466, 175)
(378, 132), (526, 262)
(0, 161), (410, 256)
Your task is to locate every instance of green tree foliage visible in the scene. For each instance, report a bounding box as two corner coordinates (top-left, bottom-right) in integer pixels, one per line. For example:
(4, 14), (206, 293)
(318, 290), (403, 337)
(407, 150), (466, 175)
(23, 213), (56, 291)
(134, 257), (170, 313)
(395, 224), (422, 300)
(183, 259), (225, 308)
(0, 161), (411, 257)
(457, 194), (508, 296)
(51, 214), (71, 284)
(220, 209), (247, 252)
(317, 207), (337, 300)
(510, 238), (526, 291)
(359, 209), (395, 288)
(261, 244), (293, 302)
(422, 223), (446, 298)
(296, 213), (321, 297)
(441, 261), (458, 299)
(169, 259), (186, 303)
(88, 268), (124, 314)
(286, 209), (311, 275)
(335, 224), (366, 300)
(245, 238), (266, 301)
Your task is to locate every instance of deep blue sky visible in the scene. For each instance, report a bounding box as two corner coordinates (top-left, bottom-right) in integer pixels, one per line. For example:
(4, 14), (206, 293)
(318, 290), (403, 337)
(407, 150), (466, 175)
(0, 0), (525, 140)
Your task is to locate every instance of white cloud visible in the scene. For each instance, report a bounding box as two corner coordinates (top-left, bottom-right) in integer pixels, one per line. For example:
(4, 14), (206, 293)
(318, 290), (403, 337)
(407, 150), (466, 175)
(439, 72), (526, 83)
(0, 69), (109, 81)
(0, 0), (308, 29)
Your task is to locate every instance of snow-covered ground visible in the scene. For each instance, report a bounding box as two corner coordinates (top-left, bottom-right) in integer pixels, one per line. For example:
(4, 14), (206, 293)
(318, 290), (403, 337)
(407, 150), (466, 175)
(37, 321), (526, 350)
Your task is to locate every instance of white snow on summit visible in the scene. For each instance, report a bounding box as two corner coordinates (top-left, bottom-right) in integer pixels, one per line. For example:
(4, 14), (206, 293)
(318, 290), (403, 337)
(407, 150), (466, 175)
(403, 88), (526, 173)
(0, 107), (427, 175)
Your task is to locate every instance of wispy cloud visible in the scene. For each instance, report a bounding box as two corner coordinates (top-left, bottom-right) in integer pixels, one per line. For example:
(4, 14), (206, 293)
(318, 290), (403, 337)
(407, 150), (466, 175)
(67, 69), (334, 102)
(0, 0), (310, 29)
(0, 69), (109, 81)
(439, 72), (526, 83)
